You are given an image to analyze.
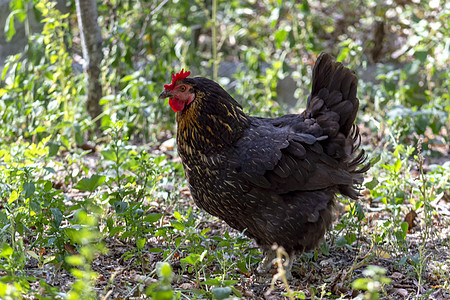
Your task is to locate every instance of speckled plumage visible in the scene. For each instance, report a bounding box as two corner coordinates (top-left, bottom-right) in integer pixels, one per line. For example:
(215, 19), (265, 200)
(161, 53), (369, 277)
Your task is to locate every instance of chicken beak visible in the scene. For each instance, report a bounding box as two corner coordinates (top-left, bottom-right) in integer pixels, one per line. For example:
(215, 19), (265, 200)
(159, 90), (173, 99)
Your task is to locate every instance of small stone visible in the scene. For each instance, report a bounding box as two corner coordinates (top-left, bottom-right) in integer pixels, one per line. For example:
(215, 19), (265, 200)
(160, 138), (176, 152)
(179, 282), (195, 289)
(320, 258), (333, 266)
(397, 288), (408, 297)
(391, 272), (403, 279)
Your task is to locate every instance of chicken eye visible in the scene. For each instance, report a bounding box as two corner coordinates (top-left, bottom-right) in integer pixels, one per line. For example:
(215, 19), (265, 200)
(179, 86), (186, 92)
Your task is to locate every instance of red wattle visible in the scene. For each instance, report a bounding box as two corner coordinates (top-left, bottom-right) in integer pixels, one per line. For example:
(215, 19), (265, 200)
(169, 98), (185, 112)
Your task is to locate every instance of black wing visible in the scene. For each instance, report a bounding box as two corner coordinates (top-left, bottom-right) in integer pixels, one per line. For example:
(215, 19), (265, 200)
(232, 118), (354, 195)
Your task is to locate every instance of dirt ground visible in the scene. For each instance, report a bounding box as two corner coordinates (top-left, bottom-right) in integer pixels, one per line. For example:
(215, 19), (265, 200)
(22, 184), (449, 299)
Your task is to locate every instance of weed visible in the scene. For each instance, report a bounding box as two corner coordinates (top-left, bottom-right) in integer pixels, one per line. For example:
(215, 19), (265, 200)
(352, 265), (392, 300)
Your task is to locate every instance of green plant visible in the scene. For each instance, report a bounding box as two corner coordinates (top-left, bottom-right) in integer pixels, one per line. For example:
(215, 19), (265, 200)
(333, 200), (366, 250)
(368, 144), (415, 253)
(1, 0), (83, 144)
(65, 211), (107, 299)
(146, 262), (179, 299)
(100, 121), (165, 241)
(352, 265), (391, 300)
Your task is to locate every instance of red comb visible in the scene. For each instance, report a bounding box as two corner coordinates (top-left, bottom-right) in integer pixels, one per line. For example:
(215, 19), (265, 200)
(164, 69), (191, 90)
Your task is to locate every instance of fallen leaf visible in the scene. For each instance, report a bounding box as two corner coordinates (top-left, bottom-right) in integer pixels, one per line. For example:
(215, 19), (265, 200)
(179, 282), (195, 289)
(404, 209), (418, 231)
(78, 142), (96, 152)
(180, 187), (191, 197)
(375, 249), (391, 259)
(64, 243), (78, 255)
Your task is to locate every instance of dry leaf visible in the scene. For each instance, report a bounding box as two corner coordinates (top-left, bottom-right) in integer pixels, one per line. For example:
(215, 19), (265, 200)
(404, 209), (418, 231)
(180, 187), (191, 198)
(78, 142), (96, 152)
(375, 249), (391, 259)
(179, 282), (195, 289)
(64, 243), (78, 255)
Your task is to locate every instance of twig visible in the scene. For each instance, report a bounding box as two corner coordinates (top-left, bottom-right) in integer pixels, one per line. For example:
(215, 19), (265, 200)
(150, 0), (170, 16)
(265, 245), (294, 300)
(339, 242), (374, 284)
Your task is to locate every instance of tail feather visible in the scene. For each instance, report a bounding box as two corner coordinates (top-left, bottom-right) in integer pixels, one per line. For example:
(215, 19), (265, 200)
(307, 52), (359, 137)
(306, 53), (369, 196)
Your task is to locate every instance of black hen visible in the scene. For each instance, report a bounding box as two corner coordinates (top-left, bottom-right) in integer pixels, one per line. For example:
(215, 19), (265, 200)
(159, 53), (369, 278)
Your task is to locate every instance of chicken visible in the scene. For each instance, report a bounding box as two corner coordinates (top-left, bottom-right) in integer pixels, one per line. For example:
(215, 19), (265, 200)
(159, 53), (369, 279)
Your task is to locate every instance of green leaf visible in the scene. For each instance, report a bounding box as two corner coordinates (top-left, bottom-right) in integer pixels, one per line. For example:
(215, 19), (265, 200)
(299, 0), (310, 13)
(236, 261), (248, 273)
(59, 135), (70, 149)
(200, 228), (210, 236)
(400, 222), (409, 239)
(9, 190), (18, 204)
(319, 240), (330, 256)
(274, 29), (288, 48)
(44, 167), (56, 174)
(352, 278), (369, 290)
(393, 158), (402, 173)
(136, 238), (145, 249)
(109, 226), (124, 236)
(211, 287), (232, 300)
(173, 211), (182, 221)
(222, 280), (238, 285)
(149, 248), (164, 253)
(66, 255), (84, 266)
(180, 253), (200, 266)
(101, 150), (117, 161)
(30, 200), (41, 214)
(355, 202), (365, 221)
(43, 255), (56, 264)
(5, 11), (17, 41)
(156, 262), (173, 280)
(336, 236), (347, 248)
(286, 291), (306, 299)
(50, 207), (63, 228)
(202, 278), (220, 286)
(74, 125), (84, 146)
(100, 95), (116, 105)
(337, 47), (350, 62)
(74, 175), (106, 192)
(32, 3), (42, 23)
(23, 182), (35, 198)
(1, 244), (14, 258)
(171, 221), (185, 231)
(415, 50), (428, 62)
(26, 250), (40, 260)
(134, 209), (144, 219)
(217, 240), (231, 247)
(113, 201), (128, 214)
(101, 114), (112, 127)
(2, 61), (11, 81)
(370, 154), (381, 166)
(144, 213), (162, 223)
(346, 233), (357, 245)
(365, 177), (379, 190)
